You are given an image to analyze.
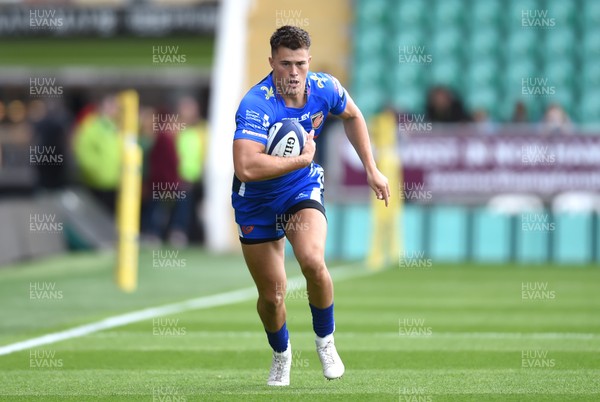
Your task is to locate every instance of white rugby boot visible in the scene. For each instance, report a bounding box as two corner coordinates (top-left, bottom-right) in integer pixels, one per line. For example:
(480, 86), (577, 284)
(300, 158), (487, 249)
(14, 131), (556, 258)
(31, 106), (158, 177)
(267, 341), (292, 386)
(315, 334), (345, 380)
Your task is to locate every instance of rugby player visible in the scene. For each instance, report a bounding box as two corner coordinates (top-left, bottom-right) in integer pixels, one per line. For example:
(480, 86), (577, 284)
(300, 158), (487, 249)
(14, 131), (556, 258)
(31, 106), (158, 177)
(232, 25), (390, 386)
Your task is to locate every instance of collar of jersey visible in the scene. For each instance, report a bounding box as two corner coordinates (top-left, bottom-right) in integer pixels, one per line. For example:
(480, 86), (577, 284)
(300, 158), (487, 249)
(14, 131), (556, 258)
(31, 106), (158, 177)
(268, 71), (312, 106)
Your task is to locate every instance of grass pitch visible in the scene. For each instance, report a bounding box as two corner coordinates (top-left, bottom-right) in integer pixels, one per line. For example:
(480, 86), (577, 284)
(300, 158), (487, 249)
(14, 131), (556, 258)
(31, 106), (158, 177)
(0, 36), (214, 67)
(0, 248), (599, 401)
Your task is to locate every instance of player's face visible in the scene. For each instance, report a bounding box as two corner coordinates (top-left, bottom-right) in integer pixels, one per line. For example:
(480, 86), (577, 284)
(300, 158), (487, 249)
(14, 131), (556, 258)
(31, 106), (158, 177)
(269, 47), (311, 98)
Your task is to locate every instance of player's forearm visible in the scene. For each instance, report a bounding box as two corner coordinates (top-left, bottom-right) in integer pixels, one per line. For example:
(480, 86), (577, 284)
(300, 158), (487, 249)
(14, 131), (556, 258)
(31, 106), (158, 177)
(343, 115), (378, 174)
(236, 152), (310, 182)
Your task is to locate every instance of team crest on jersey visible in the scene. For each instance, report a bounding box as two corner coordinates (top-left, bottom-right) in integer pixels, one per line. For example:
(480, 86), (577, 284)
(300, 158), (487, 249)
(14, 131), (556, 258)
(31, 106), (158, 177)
(309, 73), (328, 88)
(311, 111), (324, 130)
(241, 225), (254, 235)
(260, 85), (274, 100)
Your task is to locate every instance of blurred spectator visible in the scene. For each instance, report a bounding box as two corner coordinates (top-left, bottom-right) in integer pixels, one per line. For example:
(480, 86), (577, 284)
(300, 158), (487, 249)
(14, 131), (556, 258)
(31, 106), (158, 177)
(173, 96), (207, 245)
(139, 106), (157, 237)
(472, 108), (497, 135)
(30, 99), (72, 190)
(425, 86), (471, 123)
(143, 107), (182, 246)
(72, 94), (121, 214)
(511, 101), (528, 123)
(541, 103), (574, 135)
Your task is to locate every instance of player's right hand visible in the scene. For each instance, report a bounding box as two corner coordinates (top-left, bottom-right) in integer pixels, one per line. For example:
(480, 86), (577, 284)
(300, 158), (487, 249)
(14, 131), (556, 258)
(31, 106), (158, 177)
(300, 129), (316, 165)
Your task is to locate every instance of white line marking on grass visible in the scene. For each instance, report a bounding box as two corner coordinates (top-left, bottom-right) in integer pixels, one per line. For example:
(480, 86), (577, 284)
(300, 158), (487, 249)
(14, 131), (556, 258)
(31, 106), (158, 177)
(0, 263), (371, 356)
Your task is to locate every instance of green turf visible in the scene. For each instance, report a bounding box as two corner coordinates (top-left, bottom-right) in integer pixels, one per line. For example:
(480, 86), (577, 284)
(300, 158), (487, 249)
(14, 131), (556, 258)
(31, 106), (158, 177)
(0, 249), (599, 401)
(0, 37), (214, 67)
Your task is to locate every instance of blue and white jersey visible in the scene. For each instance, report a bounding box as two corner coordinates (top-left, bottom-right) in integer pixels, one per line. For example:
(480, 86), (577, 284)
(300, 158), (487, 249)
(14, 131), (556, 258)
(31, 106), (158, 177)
(232, 71), (348, 198)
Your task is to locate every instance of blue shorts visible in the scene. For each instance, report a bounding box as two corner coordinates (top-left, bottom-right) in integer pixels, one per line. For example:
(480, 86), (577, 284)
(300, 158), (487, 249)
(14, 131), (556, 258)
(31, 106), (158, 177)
(232, 164), (325, 244)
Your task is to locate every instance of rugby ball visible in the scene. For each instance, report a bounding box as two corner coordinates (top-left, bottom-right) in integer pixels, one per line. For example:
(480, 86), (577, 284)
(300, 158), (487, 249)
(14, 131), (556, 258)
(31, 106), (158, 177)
(266, 120), (306, 157)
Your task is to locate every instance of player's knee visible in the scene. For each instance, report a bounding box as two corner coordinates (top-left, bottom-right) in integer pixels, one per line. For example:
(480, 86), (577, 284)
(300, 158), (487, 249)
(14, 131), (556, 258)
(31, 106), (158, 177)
(258, 291), (285, 313)
(296, 249), (326, 278)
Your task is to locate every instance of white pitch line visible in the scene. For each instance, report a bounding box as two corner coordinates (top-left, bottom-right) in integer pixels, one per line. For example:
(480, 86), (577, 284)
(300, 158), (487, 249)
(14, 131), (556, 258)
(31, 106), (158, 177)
(0, 263), (369, 356)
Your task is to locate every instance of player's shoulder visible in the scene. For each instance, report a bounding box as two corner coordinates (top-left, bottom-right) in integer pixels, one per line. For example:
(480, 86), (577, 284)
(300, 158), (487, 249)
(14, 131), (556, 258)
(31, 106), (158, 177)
(239, 74), (278, 112)
(307, 71), (345, 99)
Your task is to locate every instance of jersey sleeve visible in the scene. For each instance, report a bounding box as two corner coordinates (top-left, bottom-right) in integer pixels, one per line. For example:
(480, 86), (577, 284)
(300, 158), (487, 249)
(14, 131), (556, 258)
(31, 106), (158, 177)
(323, 73), (348, 115)
(233, 95), (273, 146)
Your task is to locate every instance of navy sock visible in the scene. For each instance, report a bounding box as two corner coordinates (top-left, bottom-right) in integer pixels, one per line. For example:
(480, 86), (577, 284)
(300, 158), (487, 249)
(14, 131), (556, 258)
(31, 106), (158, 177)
(309, 303), (334, 338)
(265, 322), (289, 353)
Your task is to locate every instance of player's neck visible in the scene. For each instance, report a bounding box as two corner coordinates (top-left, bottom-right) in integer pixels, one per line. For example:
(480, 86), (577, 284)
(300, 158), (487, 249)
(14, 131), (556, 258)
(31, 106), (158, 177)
(281, 88), (307, 109)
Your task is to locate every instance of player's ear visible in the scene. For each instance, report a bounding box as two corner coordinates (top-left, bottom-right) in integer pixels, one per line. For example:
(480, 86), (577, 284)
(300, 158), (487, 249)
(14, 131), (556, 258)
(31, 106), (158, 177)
(268, 56), (274, 69)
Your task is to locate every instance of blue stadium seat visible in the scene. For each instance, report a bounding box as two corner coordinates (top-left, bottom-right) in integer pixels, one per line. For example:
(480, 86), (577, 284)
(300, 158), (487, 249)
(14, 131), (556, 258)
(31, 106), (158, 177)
(473, 208), (511, 262)
(394, 28), (425, 53)
(547, 0), (577, 26)
(468, 27), (501, 60)
(467, 59), (499, 87)
(402, 204), (425, 259)
(354, 26), (386, 60)
(582, 0), (600, 27)
(505, 0), (540, 29)
(391, 0), (428, 28)
(503, 29), (541, 60)
(579, 90), (600, 123)
(429, 206), (468, 262)
(553, 213), (594, 264)
(543, 59), (575, 86)
(353, 84), (385, 119)
(392, 61), (422, 84)
(391, 63), (424, 107)
(517, 229), (548, 263)
(465, 86), (499, 116)
(324, 204), (341, 260)
(468, 0), (503, 28)
(355, 0), (388, 25)
(339, 204), (370, 260)
(581, 28), (600, 61)
(580, 62), (600, 92)
(431, 0), (466, 26)
(429, 27), (463, 59)
(429, 57), (463, 89)
(542, 28), (576, 60)
(391, 86), (424, 114)
(502, 59), (540, 97)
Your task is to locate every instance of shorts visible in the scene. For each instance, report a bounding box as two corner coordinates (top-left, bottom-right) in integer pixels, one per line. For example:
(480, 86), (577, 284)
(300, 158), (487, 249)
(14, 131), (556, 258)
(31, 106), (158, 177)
(232, 164), (326, 244)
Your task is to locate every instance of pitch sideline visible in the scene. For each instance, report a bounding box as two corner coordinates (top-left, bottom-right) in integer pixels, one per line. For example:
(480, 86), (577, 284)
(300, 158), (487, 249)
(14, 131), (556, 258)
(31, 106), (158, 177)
(0, 262), (371, 356)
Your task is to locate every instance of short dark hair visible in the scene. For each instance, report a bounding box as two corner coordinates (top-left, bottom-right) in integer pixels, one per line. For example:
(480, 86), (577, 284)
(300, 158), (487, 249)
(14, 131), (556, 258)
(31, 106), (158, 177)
(270, 25), (311, 53)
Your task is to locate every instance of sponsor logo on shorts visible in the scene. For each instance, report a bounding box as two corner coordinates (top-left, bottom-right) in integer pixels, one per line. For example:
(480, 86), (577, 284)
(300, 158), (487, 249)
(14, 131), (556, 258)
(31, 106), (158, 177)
(295, 192), (308, 200)
(241, 225), (254, 235)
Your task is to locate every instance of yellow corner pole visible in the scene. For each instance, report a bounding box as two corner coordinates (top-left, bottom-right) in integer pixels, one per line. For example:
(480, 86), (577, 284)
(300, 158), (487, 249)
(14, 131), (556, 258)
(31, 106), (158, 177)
(367, 109), (402, 270)
(116, 90), (142, 292)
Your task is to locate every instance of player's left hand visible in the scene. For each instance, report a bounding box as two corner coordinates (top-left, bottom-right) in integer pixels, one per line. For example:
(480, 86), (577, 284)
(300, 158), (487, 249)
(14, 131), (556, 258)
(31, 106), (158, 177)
(367, 169), (390, 207)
